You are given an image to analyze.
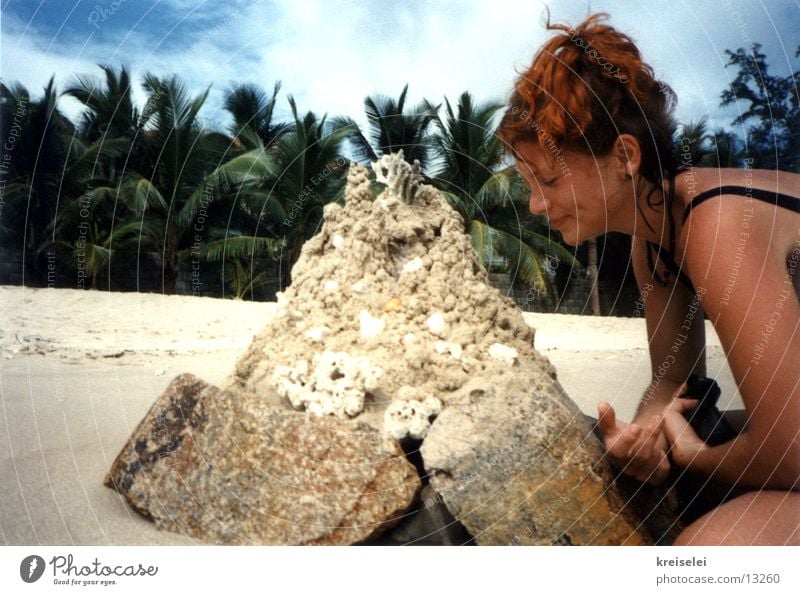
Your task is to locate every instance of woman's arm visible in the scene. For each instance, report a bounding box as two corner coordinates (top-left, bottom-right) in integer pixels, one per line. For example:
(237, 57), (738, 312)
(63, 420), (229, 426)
(595, 237), (708, 485)
(632, 237), (708, 423)
(669, 203), (800, 489)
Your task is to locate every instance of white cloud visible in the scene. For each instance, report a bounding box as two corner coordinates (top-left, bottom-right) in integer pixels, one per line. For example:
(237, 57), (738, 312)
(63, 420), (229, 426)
(1, 0), (796, 139)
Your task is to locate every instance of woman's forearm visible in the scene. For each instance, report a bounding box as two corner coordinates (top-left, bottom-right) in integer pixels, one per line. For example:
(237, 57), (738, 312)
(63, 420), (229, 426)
(633, 379), (683, 451)
(635, 379), (682, 421)
(678, 431), (796, 490)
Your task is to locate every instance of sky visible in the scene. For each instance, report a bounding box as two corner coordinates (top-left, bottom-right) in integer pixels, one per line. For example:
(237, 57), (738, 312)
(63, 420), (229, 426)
(1, 0), (798, 137)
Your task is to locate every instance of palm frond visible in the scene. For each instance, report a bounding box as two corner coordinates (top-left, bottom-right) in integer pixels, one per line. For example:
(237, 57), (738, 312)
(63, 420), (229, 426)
(65, 137), (130, 182)
(176, 148), (278, 231)
(490, 226), (553, 296)
(193, 235), (284, 262)
(110, 218), (165, 247)
(503, 224), (582, 269)
(119, 174), (169, 215)
(467, 219), (496, 264)
(439, 190), (474, 222)
(329, 115), (377, 163)
(474, 166), (528, 210)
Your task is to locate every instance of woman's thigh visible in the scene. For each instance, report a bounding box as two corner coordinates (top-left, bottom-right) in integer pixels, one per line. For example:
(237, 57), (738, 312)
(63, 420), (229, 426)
(674, 490), (800, 545)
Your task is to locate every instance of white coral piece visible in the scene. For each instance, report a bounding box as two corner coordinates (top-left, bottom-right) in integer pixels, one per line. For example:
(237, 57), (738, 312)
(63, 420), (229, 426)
(371, 151), (422, 204)
(359, 309), (385, 338)
(426, 312), (446, 336)
(488, 342), (518, 365)
(273, 351), (382, 419)
(434, 340), (462, 359)
(332, 234), (344, 248)
(304, 326), (328, 343)
(402, 257), (424, 273)
(323, 279), (340, 293)
(384, 396), (442, 440)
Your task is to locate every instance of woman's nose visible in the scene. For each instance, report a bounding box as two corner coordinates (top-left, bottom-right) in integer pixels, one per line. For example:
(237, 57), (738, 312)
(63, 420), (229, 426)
(529, 189), (547, 216)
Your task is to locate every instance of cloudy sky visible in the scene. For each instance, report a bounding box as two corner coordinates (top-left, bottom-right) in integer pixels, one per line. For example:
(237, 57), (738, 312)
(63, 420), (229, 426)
(1, 0), (798, 136)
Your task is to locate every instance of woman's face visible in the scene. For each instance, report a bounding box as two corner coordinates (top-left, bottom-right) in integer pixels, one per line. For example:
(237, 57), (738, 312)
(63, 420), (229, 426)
(513, 140), (618, 246)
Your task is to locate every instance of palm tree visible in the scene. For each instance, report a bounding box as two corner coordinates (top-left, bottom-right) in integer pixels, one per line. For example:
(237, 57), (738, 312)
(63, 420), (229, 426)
(61, 64), (152, 184)
(586, 238), (601, 315)
(0, 78), (89, 286)
(224, 81), (291, 149)
(181, 81), (295, 299)
(676, 119), (712, 167)
(268, 97), (353, 287)
(63, 65), (140, 143)
(427, 91), (581, 299)
(52, 186), (145, 289)
(332, 84), (438, 171)
(706, 127), (740, 168)
(89, 73), (280, 293)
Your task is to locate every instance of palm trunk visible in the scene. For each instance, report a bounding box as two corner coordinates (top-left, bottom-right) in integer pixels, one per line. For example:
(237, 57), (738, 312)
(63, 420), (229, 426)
(280, 246), (299, 291)
(163, 234), (178, 294)
(587, 238), (601, 316)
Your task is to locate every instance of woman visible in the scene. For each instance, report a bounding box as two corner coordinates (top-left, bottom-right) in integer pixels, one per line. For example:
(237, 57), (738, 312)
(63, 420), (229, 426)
(499, 13), (800, 545)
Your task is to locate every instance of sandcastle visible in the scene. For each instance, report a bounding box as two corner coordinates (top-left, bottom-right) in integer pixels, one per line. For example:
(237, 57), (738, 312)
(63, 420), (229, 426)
(105, 152), (681, 545)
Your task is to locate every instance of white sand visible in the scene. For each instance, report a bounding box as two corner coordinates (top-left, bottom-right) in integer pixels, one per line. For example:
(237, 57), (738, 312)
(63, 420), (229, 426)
(0, 285), (742, 545)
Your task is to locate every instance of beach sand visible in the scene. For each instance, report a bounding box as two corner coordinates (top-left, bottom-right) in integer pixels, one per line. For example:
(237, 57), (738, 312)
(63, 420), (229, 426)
(0, 285), (743, 545)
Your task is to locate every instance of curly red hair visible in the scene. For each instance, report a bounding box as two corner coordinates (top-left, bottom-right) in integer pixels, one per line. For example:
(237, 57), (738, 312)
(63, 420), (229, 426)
(499, 12), (679, 183)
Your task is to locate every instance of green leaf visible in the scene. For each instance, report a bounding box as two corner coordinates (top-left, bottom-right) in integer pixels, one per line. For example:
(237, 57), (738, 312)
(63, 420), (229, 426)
(506, 224), (583, 269)
(120, 175), (169, 215)
(467, 219), (496, 264)
(176, 148), (278, 231)
(491, 226), (554, 297)
(193, 235), (284, 262)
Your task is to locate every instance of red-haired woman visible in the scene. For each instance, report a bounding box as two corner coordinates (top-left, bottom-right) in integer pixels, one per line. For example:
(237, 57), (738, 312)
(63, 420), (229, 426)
(499, 13), (800, 545)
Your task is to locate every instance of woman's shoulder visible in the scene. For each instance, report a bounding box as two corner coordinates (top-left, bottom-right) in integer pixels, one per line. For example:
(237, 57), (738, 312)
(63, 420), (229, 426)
(678, 167), (800, 214)
(676, 167), (800, 245)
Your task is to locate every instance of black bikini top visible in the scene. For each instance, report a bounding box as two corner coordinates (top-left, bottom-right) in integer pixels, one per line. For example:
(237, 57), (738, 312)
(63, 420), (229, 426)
(645, 184), (800, 295)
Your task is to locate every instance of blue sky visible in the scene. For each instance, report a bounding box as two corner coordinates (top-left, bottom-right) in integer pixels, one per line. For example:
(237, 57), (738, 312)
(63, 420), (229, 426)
(1, 0), (798, 137)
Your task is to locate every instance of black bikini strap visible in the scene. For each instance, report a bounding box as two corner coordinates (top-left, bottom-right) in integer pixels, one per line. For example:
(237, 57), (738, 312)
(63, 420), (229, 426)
(682, 185), (800, 224)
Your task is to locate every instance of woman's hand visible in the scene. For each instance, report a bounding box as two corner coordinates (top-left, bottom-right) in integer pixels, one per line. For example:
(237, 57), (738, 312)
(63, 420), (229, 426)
(662, 395), (707, 468)
(597, 401), (671, 485)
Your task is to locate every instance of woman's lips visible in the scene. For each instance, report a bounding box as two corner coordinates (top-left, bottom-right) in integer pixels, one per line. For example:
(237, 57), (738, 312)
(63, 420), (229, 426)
(549, 216), (567, 228)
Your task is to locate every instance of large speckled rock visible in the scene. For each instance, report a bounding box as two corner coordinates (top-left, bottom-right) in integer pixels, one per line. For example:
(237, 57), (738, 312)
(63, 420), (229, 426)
(105, 373), (420, 544)
(420, 374), (682, 545)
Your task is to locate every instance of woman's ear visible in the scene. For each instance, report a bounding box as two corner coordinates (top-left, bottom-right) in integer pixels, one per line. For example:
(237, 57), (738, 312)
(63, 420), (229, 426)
(612, 134), (642, 179)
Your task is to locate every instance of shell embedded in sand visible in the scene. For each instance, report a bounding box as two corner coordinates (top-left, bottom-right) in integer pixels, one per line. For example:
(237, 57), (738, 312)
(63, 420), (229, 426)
(383, 297), (402, 312)
(426, 312), (446, 335)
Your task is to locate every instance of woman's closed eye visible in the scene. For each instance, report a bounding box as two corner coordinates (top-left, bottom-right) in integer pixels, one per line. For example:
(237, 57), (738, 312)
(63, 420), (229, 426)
(541, 176), (559, 187)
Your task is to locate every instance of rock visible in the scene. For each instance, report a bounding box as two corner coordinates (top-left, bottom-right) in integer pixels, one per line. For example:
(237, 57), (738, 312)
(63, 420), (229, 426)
(105, 373), (420, 545)
(420, 375), (682, 545)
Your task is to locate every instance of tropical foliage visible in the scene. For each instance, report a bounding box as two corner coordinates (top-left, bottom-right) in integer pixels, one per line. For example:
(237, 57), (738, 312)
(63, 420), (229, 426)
(0, 45), (792, 309)
(721, 44), (800, 173)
